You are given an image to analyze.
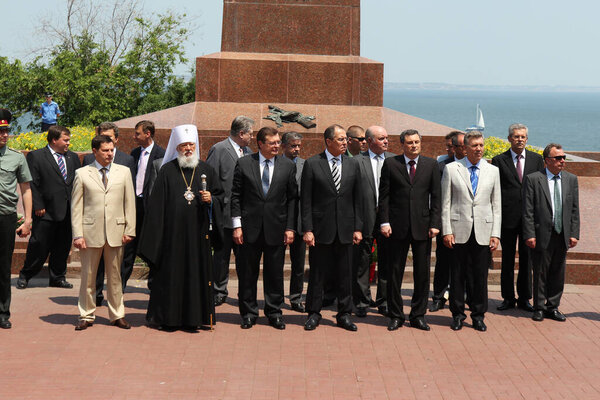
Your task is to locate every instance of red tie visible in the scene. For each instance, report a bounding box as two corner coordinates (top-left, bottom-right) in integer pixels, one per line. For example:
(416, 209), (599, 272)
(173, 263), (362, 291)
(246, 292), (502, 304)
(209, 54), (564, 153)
(409, 160), (416, 184)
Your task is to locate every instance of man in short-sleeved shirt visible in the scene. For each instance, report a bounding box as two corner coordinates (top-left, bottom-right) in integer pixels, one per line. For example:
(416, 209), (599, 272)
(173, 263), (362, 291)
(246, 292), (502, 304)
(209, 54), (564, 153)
(39, 93), (60, 132)
(0, 108), (33, 329)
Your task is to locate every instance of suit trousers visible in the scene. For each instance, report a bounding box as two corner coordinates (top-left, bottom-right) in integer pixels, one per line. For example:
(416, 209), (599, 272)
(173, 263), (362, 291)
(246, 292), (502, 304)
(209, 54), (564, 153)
(531, 231), (567, 312)
(375, 234), (390, 308)
(0, 213), (16, 320)
(238, 232), (285, 319)
(432, 234), (453, 302)
(387, 233), (430, 321)
(500, 224), (532, 302)
(306, 238), (353, 316)
(19, 216), (72, 283)
(352, 237), (374, 308)
(212, 228), (239, 298)
(288, 233), (306, 304)
(451, 231), (489, 322)
(79, 244), (125, 322)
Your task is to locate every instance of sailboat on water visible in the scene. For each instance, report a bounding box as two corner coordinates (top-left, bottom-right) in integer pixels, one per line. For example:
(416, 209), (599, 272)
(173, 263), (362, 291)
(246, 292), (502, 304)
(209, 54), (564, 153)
(465, 104), (485, 132)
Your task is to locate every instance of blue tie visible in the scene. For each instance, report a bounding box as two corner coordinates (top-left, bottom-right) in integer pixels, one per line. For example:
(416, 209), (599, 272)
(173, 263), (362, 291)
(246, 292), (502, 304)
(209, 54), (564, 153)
(470, 166), (478, 195)
(262, 159), (270, 196)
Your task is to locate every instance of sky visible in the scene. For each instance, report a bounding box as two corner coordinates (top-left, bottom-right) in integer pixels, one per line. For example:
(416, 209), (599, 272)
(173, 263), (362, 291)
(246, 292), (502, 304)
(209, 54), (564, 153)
(3, 0), (600, 87)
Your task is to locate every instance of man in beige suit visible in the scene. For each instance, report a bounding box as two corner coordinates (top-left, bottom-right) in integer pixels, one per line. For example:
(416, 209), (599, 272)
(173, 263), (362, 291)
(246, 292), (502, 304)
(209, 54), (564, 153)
(441, 131), (501, 332)
(71, 135), (136, 330)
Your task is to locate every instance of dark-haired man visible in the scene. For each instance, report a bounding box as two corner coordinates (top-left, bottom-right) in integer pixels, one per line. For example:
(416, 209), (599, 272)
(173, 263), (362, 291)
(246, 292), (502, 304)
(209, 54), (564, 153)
(39, 93), (60, 132)
(346, 125), (367, 156)
(17, 125), (81, 290)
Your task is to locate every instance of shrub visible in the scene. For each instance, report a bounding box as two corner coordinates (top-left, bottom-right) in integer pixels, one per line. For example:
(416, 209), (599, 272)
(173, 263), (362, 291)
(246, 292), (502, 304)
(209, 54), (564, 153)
(484, 136), (542, 159)
(8, 126), (96, 152)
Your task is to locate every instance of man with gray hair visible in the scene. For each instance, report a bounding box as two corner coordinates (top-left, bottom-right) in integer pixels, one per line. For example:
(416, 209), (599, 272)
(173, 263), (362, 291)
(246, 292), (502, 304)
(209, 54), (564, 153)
(206, 115), (254, 306)
(281, 131), (307, 312)
(492, 124), (544, 312)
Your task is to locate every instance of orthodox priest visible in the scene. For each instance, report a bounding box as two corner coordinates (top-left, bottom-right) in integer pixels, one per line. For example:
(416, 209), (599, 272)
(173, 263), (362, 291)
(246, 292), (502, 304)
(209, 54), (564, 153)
(138, 124), (224, 331)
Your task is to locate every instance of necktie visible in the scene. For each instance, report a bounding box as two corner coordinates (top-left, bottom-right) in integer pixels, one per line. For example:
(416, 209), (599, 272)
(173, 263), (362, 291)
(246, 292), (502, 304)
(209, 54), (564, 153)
(331, 158), (340, 192)
(470, 166), (478, 195)
(553, 175), (562, 233)
(408, 160), (416, 184)
(375, 155), (383, 186)
(100, 167), (108, 189)
(56, 153), (67, 181)
(262, 159), (270, 196)
(136, 150), (148, 196)
(516, 154), (523, 183)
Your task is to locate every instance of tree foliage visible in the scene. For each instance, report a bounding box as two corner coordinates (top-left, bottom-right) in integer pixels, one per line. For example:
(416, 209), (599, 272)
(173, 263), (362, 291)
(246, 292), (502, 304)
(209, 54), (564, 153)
(1, 0), (196, 130)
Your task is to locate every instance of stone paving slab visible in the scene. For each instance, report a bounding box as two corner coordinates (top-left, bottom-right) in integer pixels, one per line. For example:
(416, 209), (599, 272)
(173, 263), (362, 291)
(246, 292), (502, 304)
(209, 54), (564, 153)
(2, 276), (600, 399)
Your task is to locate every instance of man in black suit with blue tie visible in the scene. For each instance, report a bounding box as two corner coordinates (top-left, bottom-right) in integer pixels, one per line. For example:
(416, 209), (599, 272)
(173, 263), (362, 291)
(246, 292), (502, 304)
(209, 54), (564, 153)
(302, 124), (363, 331)
(17, 125), (81, 289)
(231, 127), (298, 329)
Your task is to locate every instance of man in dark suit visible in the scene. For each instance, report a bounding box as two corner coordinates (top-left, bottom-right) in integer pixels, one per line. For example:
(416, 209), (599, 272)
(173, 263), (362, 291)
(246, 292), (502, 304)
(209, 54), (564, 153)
(231, 127), (298, 329)
(17, 125), (81, 289)
(523, 143), (579, 322)
(353, 126), (395, 318)
(131, 120), (165, 287)
(442, 131), (501, 332)
(492, 124), (544, 312)
(302, 124), (363, 332)
(379, 129), (441, 331)
(206, 116), (254, 306)
(82, 123), (136, 304)
(281, 131), (306, 313)
(430, 131), (465, 312)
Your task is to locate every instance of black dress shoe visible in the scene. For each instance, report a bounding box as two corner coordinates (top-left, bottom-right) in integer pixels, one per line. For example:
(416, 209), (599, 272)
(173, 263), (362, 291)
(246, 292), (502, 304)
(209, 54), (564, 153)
(355, 307), (367, 318)
(450, 317), (463, 331)
(545, 309), (566, 322)
(410, 319), (431, 331)
(214, 295), (227, 307)
(0, 320), (11, 329)
(268, 316), (286, 330)
(377, 306), (388, 316)
(16, 277), (28, 289)
(336, 314), (358, 332)
(240, 317), (256, 329)
(429, 300), (445, 312)
(532, 310), (544, 321)
(387, 318), (403, 331)
(75, 320), (93, 331)
(50, 280), (73, 289)
(517, 300), (534, 312)
(496, 299), (516, 311)
(290, 302), (305, 313)
(473, 320), (487, 332)
(304, 314), (321, 331)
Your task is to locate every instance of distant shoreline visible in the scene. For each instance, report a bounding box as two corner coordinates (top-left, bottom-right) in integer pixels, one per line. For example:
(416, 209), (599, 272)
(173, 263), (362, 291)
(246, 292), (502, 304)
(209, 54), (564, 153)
(384, 82), (600, 93)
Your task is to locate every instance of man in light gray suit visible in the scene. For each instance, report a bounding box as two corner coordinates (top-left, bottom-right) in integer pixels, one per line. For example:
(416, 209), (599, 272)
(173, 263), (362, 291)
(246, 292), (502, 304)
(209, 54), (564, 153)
(206, 116), (254, 306)
(441, 131), (501, 332)
(523, 143), (579, 322)
(281, 131), (306, 312)
(353, 126), (395, 318)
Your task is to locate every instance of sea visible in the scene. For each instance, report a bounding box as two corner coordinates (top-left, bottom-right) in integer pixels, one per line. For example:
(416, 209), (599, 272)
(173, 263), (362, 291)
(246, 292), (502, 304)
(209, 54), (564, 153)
(383, 88), (600, 152)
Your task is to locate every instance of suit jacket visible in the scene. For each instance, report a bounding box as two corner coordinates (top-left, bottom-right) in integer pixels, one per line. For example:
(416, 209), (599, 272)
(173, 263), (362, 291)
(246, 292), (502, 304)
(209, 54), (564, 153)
(147, 157), (164, 196)
(441, 158), (501, 245)
(206, 138), (251, 229)
(378, 155), (441, 241)
(230, 153), (298, 246)
(26, 146), (81, 221)
(492, 149), (544, 229)
(83, 149), (135, 178)
(71, 164), (136, 248)
(356, 151), (396, 237)
(286, 156), (305, 234)
(522, 169), (580, 249)
(438, 155), (455, 176)
(131, 143), (166, 206)
(301, 152), (363, 245)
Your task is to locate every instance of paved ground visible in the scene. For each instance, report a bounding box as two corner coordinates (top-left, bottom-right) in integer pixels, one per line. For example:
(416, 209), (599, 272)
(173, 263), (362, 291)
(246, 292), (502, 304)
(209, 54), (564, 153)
(2, 277), (600, 400)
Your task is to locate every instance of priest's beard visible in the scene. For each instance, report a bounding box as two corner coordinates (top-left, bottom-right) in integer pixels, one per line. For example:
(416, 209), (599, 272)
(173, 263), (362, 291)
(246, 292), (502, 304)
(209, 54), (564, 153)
(177, 154), (199, 169)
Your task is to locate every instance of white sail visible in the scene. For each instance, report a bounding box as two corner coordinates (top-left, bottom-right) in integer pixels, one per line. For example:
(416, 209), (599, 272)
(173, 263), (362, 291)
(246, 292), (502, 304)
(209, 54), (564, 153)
(476, 105), (485, 129)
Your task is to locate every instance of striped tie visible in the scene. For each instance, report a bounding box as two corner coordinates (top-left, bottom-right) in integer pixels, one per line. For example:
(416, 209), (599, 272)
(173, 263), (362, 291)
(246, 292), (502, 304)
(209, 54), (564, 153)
(331, 158), (340, 192)
(57, 153), (67, 181)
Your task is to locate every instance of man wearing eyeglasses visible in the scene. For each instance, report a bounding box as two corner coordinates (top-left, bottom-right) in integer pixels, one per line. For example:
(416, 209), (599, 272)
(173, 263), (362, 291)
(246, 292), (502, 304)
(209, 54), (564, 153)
(523, 143), (579, 322)
(346, 125), (367, 156)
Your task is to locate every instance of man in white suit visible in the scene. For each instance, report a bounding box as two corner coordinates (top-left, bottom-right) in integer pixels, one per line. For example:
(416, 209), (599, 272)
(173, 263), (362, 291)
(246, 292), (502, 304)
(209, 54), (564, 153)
(71, 135), (136, 331)
(441, 131), (501, 332)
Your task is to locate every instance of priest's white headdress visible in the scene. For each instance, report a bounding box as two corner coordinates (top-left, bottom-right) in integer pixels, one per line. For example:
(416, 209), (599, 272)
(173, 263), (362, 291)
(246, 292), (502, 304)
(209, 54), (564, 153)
(161, 124), (200, 167)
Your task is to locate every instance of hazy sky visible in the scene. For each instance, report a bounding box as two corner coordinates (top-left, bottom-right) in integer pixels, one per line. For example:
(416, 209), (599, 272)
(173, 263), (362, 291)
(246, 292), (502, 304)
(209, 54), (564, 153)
(3, 0), (599, 86)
